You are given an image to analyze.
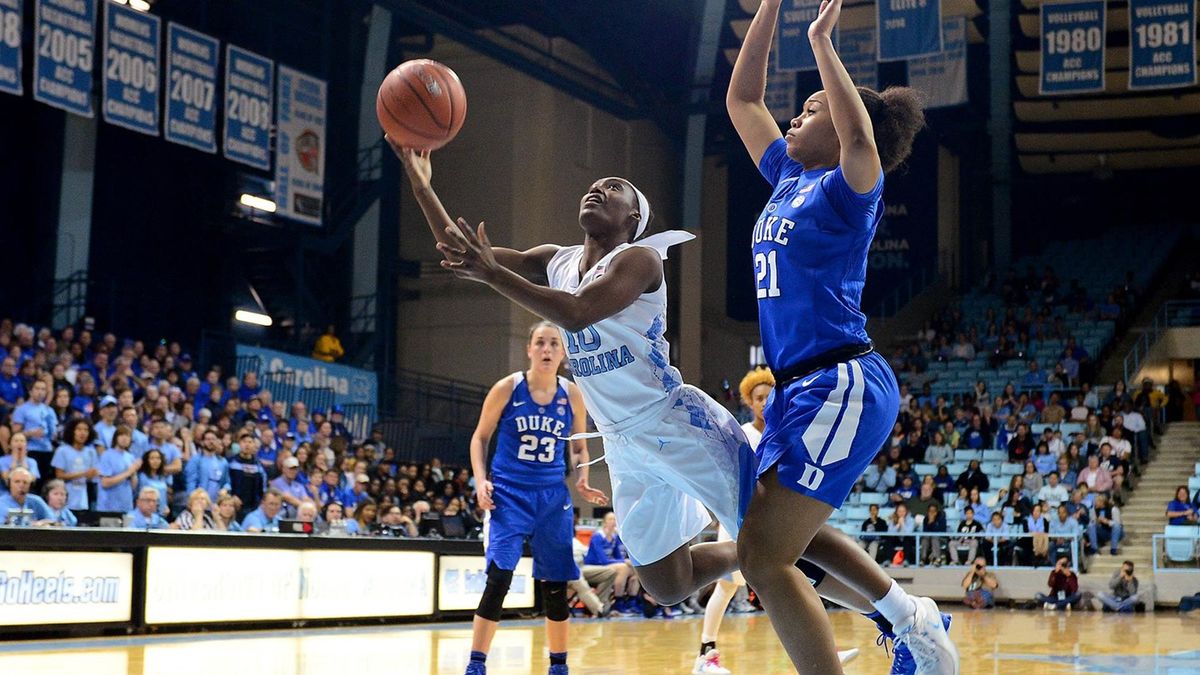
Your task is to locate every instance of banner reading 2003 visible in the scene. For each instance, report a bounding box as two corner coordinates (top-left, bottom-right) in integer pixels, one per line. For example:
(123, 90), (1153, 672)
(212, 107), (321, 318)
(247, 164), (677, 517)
(224, 44), (273, 170)
(102, 0), (160, 136)
(0, 0), (23, 96)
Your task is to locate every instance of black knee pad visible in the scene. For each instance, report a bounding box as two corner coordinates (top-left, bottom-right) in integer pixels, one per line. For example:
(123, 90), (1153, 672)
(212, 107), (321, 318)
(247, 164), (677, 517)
(475, 562), (513, 622)
(796, 559), (828, 588)
(542, 581), (569, 622)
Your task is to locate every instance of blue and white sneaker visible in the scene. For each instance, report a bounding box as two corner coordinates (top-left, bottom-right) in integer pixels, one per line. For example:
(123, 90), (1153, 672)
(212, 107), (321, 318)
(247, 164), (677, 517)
(465, 661), (487, 675)
(876, 607), (954, 675)
(890, 599), (958, 675)
(548, 664), (569, 675)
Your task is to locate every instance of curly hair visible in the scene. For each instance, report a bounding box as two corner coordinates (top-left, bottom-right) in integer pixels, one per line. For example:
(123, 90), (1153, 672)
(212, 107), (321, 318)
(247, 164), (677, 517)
(857, 86), (925, 173)
(738, 367), (775, 407)
(62, 417), (95, 447)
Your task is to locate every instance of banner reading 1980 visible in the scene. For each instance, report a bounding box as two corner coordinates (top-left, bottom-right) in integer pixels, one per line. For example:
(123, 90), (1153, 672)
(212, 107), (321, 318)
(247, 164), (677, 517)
(102, 0), (160, 136)
(0, 0), (22, 96)
(1040, 0), (1107, 94)
(224, 44), (273, 170)
(275, 65), (327, 226)
(34, 0), (96, 116)
(1128, 0), (1197, 90)
(165, 23), (218, 153)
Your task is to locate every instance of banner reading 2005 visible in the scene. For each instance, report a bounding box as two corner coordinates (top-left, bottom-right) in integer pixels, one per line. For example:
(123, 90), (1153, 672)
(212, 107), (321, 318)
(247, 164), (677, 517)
(275, 66), (326, 225)
(0, 0), (23, 96)
(34, 0), (96, 116)
(165, 24), (218, 152)
(1128, 0), (1197, 90)
(224, 44), (273, 170)
(102, 0), (160, 136)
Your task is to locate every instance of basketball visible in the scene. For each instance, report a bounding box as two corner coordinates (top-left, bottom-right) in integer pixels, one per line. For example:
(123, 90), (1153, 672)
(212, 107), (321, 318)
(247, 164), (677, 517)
(376, 59), (467, 151)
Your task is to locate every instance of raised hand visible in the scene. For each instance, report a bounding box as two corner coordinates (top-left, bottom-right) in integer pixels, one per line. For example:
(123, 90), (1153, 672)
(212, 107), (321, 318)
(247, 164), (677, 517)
(384, 134), (432, 188)
(808, 0), (842, 41)
(437, 218), (501, 284)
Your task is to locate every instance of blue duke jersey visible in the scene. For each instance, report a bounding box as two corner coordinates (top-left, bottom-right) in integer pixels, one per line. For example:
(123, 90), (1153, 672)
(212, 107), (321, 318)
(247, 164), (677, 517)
(752, 138), (884, 372)
(491, 372), (573, 487)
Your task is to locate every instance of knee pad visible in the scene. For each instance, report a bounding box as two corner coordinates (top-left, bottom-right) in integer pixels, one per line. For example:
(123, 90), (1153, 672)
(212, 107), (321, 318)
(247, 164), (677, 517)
(796, 559), (828, 588)
(542, 581), (570, 622)
(475, 562), (513, 622)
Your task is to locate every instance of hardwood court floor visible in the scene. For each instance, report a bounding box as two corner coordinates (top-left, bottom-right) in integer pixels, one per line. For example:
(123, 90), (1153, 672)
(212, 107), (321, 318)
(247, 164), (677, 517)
(2, 609), (1199, 674)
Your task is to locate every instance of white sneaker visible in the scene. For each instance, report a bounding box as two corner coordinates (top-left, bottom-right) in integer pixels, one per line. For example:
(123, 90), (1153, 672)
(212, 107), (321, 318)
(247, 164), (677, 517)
(1043, 602), (1055, 611)
(693, 649), (732, 674)
(893, 597), (960, 675)
(838, 648), (860, 665)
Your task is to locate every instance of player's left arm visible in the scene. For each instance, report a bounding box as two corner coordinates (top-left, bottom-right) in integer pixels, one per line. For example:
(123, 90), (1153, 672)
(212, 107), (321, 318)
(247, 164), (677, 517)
(809, 0), (882, 193)
(567, 382), (608, 506)
(438, 222), (662, 332)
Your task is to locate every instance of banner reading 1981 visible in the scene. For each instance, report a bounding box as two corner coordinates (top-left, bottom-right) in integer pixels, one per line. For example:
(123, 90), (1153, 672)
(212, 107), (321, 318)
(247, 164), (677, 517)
(1040, 0), (1107, 94)
(224, 44), (273, 170)
(0, 0), (22, 95)
(165, 24), (218, 153)
(878, 0), (943, 61)
(102, 0), (160, 136)
(1128, 0), (1197, 90)
(275, 66), (327, 226)
(777, 0), (836, 72)
(34, 0), (96, 116)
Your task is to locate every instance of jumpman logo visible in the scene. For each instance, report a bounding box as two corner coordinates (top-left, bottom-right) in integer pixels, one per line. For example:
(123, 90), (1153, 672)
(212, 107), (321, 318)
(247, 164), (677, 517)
(657, 438), (670, 452)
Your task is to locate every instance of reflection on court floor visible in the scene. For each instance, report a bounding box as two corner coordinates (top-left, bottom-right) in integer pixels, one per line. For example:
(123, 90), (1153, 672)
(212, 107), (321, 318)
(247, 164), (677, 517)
(1, 610), (1197, 674)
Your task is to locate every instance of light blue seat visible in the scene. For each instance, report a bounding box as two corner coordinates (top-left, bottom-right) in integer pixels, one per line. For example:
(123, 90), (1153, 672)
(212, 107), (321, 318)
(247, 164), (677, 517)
(1000, 462), (1023, 476)
(859, 492), (889, 506)
(981, 461), (1002, 477)
(956, 449), (983, 463)
(913, 463), (937, 478)
(982, 449), (1008, 462)
(1194, 461), (1200, 476)
(1165, 525), (1200, 563)
(1189, 476), (1200, 493)
(845, 505), (873, 522)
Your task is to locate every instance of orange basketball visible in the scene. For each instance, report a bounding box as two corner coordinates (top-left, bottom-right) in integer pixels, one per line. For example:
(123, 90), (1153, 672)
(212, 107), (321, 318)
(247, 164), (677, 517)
(376, 59), (467, 151)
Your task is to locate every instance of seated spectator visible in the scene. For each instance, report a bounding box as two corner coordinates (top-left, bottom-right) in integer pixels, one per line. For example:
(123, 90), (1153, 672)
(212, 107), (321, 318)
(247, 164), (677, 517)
(952, 507), (984, 564)
(1076, 455), (1113, 495)
(1069, 390), (1092, 422)
(1001, 478), (1032, 520)
(0, 467), (53, 525)
(570, 534), (617, 617)
(0, 432), (41, 498)
(40, 479), (77, 527)
(138, 448), (172, 518)
(884, 504), (916, 567)
(962, 558), (999, 609)
(1035, 556), (1080, 611)
(1037, 472), (1069, 508)
(923, 432), (954, 466)
(212, 494), (243, 532)
(1031, 442), (1056, 476)
(319, 501), (348, 535)
(1020, 461), (1043, 499)
(374, 503), (418, 537)
(906, 481), (941, 517)
(1026, 503), (1051, 565)
(585, 513), (639, 615)
(1008, 424), (1035, 464)
(1167, 486), (1198, 525)
(346, 497), (377, 535)
(1042, 427), (1065, 457)
(890, 474), (917, 505)
(960, 415), (991, 450)
(1055, 456), (1078, 488)
(296, 500), (320, 527)
(342, 473), (372, 513)
(1088, 494), (1123, 555)
(127, 487), (169, 529)
(270, 456), (313, 518)
(242, 488), (285, 532)
(1097, 443), (1127, 496)
(932, 465), (956, 496)
(966, 487), (990, 523)
(1040, 393), (1066, 424)
(862, 454), (897, 493)
(956, 460), (990, 493)
(1097, 561), (1143, 613)
(1063, 442), (1086, 475)
(173, 488), (215, 530)
(919, 503), (947, 565)
(1048, 504), (1081, 565)
(951, 333), (975, 361)
(1101, 427), (1132, 461)
(982, 512), (1013, 564)
(859, 503), (886, 562)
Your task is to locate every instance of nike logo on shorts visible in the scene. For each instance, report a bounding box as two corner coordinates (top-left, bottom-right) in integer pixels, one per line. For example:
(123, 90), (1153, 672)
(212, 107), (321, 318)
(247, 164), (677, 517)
(801, 375), (820, 387)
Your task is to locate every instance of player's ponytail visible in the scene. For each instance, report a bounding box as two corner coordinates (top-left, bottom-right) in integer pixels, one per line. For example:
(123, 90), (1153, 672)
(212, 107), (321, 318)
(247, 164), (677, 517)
(857, 86), (925, 174)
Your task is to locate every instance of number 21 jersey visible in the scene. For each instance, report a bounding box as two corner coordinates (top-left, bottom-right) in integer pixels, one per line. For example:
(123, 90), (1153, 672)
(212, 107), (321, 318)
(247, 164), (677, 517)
(492, 372), (573, 487)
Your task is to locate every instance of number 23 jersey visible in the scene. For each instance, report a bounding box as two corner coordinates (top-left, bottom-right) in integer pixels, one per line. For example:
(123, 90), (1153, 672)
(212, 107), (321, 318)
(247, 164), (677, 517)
(752, 137), (885, 373)
(492, 372), (573, 487)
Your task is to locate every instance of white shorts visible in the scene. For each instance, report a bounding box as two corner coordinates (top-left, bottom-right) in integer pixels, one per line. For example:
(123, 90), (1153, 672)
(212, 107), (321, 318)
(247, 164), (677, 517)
(602, 385), (758, 566)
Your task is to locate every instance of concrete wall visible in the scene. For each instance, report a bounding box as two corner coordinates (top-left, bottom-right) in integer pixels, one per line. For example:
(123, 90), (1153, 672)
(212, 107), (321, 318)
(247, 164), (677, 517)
(1134, 327), (1200, 385)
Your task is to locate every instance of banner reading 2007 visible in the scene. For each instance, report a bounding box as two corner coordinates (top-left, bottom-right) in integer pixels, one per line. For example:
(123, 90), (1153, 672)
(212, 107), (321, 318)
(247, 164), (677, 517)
(165, 24), (218, 153)
(34, 0), (96, 116)
(102, 0), (160, 136)
(224, 44), (273, 170)
(0, 0), (23, 96)
(275, 66), (326, 225)
(1128, 0), (1197, 90)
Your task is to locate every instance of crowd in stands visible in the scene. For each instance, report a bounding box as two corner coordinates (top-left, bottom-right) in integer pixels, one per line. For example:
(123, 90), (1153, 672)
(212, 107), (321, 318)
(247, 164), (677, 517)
(0, 319), (486, 538)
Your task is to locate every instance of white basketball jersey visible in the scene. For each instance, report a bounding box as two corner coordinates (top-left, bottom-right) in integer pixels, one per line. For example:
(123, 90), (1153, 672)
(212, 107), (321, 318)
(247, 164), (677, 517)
(740, 421), (763, 450)
(545, 234), (692, 430)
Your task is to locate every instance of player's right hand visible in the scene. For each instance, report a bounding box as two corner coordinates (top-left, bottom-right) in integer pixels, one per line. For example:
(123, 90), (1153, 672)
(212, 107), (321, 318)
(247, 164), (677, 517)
(476, 479), (495, 510)
(385, 135), (432, 187)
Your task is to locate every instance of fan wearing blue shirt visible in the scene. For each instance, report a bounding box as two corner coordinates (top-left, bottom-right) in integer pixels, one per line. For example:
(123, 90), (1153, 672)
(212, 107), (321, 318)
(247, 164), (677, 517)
(0, 467), (53, 525)
(241, 489), (284, 532)
(119, 407), (150, 458)
(0, 357), (23, 414)
(0, 432), (41, 499)
(96, 426), (140, 513)
(126, 487), (169, 529)
(584, 514), (636, 613)
(41, 479), (78, 527)
(12, 380), (56, 455)
(93, 396), (120, 449)
(186, 429), (231, 503)
(51, 418), (100, 511)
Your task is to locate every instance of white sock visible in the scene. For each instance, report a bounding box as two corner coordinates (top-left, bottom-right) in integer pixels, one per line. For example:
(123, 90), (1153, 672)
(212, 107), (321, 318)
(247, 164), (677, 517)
(872, 580), (917, 628)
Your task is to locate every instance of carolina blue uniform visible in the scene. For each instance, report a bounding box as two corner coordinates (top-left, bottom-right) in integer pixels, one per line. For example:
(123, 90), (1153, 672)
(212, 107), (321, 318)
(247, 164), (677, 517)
(752, 138), (901, 508)
(484, 373), (579, 582)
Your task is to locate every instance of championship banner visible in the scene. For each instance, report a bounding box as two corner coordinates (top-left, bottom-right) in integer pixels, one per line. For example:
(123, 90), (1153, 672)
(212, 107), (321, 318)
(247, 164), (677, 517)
(777, 0), (836, 72)
(764, 47), (797, 123)
(33, 0), (95, 116)
(878, 0), (943, 61)
(1040, 0), (1106, 94)
(0, 0), (22, 95)
(164, 23), (218, 153)
(907, 17), (967, 108)
(223, 44), (272, 170)
(274, 65), (326, 225)
(1128, 0), (1197, 90)
(841, 27), (878, 89)
(102, 0), (160, 136)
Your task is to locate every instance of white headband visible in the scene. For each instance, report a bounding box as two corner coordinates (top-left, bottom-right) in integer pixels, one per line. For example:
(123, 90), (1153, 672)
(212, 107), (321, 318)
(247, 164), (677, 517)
(630, 183), (651, 240)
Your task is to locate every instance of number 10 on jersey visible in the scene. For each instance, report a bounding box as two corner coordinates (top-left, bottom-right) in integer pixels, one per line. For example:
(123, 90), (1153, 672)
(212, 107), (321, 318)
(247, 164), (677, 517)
(755, 250), (781, 299)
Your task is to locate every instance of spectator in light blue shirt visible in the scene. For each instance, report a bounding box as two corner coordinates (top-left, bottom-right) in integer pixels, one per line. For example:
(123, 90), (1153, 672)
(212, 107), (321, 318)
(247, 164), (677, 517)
(51, 418), (99, 511)
(126, 487), (169, 529)
(186, 429), (231, 503)
(0, 432), (41, 499)
(93, 396), (120, 449)
(12, 380), (56, 454)
(96, 426), (140, 513)
(0, 467), (53, 525)
(119, 407), (150, 459)
(241, 488), (284, 532)
(137, 448), (172, 517)
(41, 479), (77, 527)
(1032, 442), (1057, 476)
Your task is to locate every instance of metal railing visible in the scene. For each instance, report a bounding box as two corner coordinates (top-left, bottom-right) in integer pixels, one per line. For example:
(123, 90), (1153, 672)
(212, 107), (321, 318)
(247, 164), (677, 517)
(869, 267), (938, 319)
(1123, 300), (1200, 384)
(1152, 531), (1200, 572)
(845, 530), (1083, 570)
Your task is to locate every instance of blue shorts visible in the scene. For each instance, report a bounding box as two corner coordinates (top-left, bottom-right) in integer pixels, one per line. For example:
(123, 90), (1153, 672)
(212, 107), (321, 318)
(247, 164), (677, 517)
(484, 481), (579, 582)
(757, 350), (899, 508)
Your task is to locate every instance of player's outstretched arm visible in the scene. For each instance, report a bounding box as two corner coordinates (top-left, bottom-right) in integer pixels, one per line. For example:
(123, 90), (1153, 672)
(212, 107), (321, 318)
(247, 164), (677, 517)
(438, 221), (661, 332)
(386, 136), (558, 283)
(727, 0), (785, 166)
(809, 0), (882, 193)
(470, 378), (511, 510)
(567, 382), (608, 506)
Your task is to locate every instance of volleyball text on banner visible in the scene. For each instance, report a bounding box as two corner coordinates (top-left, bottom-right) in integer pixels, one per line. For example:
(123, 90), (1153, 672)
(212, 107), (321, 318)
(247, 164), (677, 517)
(164, 24), (218, 153)
(1040, 0), (1106, 94)
(764, 61), (796, 122)
(33, 0), (95, 116)
(878, 0), (944, 61)
(102, 0), (159, 136)
(0, 0), (22, 95)
(777, 0), (837, 72)
(274, 65), (326, 226)
(1128, 0), (1197, 90)
(907, 16), (967, 108)
(841, 27), (878, 89)
(224, 44), (273, 170)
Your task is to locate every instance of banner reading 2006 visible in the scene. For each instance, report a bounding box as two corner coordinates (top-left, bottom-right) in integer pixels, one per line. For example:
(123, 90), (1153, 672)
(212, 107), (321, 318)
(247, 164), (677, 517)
(1128, 0), (1197, 90)
(34, 0), (96, 116)
(102, 0), (160, 136)
(224, 44), (273, 170)
(0, 0), (23, 96)
(165, 24), (218, 152)
(275, 66), (327, 226)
